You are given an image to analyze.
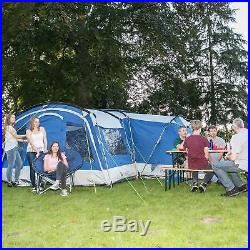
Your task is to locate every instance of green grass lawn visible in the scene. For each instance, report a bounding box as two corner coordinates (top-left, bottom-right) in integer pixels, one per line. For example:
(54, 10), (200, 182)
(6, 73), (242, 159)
(2, 179), (248, 248)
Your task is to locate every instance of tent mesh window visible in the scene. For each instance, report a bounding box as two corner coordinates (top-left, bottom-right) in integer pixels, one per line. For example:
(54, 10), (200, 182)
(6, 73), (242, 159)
(66, 124), (93, 162)
(101, 128), (128, 155)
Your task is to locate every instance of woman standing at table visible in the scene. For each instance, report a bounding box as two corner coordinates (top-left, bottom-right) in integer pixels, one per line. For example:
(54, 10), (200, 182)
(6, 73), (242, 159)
(26, 116), (48, 192)
(3, 114), (26, 187)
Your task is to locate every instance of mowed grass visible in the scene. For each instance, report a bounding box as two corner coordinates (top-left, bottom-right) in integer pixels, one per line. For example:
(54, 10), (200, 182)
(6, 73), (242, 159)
(2, 179), (248, 248)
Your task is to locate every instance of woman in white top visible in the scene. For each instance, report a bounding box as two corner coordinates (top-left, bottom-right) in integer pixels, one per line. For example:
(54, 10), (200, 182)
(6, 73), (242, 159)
(3, 114), (26, 187)
(26, 116), (48, 191)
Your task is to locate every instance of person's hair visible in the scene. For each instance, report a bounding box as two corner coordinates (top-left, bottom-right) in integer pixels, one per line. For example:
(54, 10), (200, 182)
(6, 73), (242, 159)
(48, 141), (63, 161)
(3, 114), (15, 139)
(232, 118), (244, 129)
(178, 126), (186, 131)
(29, 116), (40, 131)
(191, 120), (202, 131)
(208, 125), (217, 131)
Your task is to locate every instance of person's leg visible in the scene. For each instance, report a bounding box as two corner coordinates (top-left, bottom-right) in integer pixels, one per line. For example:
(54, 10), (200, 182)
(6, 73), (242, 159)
(6, 148), (16, 183)
(203, 172), (214, 184)
(14, 149), (23, 183)
(190, 171), (199, 192)
(192, 172), (198, 184)
(212, 161), (242, 191)
(27, 152), (36, 188)
(230, 172), (244, 188)
(56, 162), (67, 189)
(202, 163), (214, 184)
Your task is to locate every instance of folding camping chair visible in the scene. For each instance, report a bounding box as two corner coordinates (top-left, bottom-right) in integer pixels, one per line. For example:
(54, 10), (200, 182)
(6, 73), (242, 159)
(32, 148), (83, 194)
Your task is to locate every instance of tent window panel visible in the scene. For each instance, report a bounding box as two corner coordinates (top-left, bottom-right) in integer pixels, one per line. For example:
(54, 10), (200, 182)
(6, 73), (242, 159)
(101, 128), (128, 155)
(66, 125), (93, 162)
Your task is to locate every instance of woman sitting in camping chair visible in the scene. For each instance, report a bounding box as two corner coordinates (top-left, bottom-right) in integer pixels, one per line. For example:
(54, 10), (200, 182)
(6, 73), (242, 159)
(44, 142), (69, 197)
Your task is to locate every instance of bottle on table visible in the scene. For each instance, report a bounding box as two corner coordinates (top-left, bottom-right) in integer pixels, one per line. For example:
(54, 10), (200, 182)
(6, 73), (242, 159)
(209, 139), (213, 150)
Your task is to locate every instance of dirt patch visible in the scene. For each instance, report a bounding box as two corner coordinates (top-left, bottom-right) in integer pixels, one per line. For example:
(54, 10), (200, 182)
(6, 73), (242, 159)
(7, 231), (21, 238)
(201, 216), (223, 224)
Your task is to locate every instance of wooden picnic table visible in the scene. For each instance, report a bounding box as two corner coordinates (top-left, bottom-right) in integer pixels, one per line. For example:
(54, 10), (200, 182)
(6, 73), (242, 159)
(163, 149), (229, 191)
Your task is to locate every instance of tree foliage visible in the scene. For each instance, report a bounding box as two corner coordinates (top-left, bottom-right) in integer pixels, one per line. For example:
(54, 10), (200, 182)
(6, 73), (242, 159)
(3, 2), (247, 125)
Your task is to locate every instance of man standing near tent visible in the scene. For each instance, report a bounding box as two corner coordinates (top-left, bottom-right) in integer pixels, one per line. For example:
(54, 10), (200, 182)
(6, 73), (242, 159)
(212, 118), (248, 197)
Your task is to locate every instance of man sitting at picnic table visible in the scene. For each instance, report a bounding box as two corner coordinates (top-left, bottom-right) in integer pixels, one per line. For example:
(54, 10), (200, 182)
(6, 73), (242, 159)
(183, 120), (213, 192)
(207, 125), (226, 184)
(212, 118), (248, 197)
(173, 126), (187, 167)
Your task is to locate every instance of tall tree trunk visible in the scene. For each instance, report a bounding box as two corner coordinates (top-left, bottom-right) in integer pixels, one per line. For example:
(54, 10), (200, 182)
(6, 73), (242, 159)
(207, 12), (216, 124)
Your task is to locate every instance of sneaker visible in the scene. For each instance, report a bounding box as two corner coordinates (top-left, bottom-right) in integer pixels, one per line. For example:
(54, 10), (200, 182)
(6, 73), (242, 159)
(199, 182), (207, 193)
(191, 182), (198, 192)
(60, 189), (69, 197)
(12, 182), (18, 187)
(7, 182), (13, 187)
(50, 182), (60, 190)
(238, 184), (248, 193)
(221, 187), (240, 197)
(31, 187), (37, 192)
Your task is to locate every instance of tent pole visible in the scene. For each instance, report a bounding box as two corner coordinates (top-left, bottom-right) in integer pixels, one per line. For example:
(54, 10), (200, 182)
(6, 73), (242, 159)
(84, 123), (96, 193)
(101, 142), (145, 202)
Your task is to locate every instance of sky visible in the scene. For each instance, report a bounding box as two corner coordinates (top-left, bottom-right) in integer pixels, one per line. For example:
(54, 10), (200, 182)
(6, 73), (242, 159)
(230, 2), (248, 47)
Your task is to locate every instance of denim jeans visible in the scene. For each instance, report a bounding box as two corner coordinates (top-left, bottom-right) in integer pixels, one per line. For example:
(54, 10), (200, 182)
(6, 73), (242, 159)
(212, 160), (243, 191)
(27, 152), (43, 188)
(49, 162), (67, 189)
(6, 147), (23, 183)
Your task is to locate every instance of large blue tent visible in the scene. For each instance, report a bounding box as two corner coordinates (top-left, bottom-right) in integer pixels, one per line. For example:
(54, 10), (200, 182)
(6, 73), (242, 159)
(2, 103), (191, 186)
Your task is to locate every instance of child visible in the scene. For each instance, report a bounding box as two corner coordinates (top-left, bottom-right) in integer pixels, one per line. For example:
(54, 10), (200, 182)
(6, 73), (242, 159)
(183, 120), (213, 192)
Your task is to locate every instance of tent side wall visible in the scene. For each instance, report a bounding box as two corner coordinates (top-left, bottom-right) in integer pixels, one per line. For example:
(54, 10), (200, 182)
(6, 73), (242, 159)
(2, 104), (191, 185)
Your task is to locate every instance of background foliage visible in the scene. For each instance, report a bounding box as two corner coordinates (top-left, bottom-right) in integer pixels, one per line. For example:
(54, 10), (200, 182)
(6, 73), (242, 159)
(2, 2), (248, 126)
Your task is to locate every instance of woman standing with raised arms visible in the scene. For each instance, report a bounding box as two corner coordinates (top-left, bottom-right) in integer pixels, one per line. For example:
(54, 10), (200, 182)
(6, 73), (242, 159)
(26, 117), (48, 191)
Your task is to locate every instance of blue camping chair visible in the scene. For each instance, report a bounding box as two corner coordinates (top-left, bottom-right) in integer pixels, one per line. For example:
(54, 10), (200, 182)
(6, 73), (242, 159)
(32, 149), (83, 194)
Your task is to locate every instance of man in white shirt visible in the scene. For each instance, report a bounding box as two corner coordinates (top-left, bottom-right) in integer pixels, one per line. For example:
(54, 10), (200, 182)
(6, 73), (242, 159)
(212, 118), (248, 197)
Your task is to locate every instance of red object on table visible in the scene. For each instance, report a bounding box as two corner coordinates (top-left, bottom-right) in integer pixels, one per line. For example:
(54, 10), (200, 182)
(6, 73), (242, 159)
(212, 145), (225, 150)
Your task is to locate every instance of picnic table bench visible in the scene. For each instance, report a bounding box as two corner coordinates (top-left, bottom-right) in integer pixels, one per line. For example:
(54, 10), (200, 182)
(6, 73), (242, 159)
(163, 149), (228, 191)
(161, 166), (214, 191)
(163, 149), (247, 191)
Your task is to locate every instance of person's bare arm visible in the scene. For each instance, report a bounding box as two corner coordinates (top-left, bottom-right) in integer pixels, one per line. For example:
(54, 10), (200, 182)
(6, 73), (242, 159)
(225, 152), (238, 161)
(204, 147), (211, 162)
(62, 155), (69, 167)
(177, 142), (185, 150)
(7, 127), (26, 141)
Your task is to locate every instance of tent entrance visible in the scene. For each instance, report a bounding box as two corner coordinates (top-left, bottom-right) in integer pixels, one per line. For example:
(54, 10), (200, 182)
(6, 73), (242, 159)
(39, 114), (66, 150)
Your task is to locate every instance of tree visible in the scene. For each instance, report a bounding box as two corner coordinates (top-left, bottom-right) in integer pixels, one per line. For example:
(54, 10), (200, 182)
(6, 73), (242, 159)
(134, 2), (247, 125)
(3, 3), (247, 127)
